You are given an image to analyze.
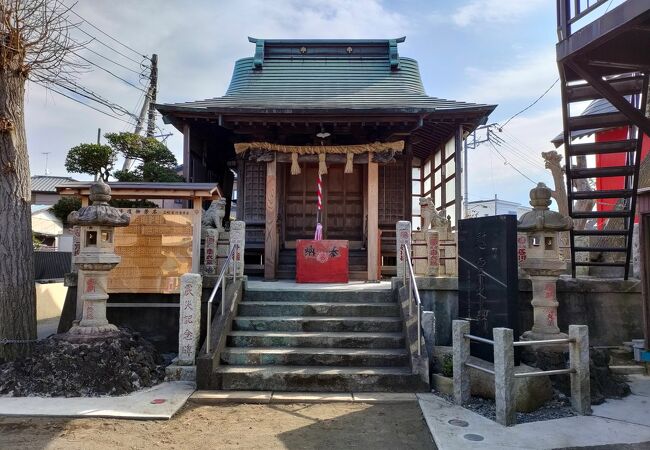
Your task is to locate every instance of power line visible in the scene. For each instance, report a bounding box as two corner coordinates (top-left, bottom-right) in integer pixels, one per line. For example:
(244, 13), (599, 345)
(34, 81), (137, 126)
(66, 5), (148, 59)
(72, 53), (147, 93)
(50, 79), (138, 119)
(487, 140), (537, 185)
(499, 78), (559, 129)
(75, 26), (150, 68)
(80, 45), (145, 75)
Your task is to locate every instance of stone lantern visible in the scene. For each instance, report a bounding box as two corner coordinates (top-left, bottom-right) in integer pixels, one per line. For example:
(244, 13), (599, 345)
(67, 179), (130, 335)
(517, 183), (573, 342)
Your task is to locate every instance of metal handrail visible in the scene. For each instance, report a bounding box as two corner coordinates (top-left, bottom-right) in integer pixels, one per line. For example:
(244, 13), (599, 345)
(557, 0), (611, 40)
(402, 244), (423, 356)
(205, 244), (239, 354)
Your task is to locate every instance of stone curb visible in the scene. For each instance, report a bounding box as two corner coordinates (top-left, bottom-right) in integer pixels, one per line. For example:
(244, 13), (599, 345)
(190, 391), (418, 404)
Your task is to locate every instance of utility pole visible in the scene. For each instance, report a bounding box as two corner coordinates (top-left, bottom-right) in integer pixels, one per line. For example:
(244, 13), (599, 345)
(122, 53), (158, 171)
(463, 124), (494, 218)
(146, 54), (158, 138)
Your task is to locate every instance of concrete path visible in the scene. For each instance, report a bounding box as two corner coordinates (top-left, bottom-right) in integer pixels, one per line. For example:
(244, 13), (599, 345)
(0, 381), (195, 420)
(418, 384), (650, 450)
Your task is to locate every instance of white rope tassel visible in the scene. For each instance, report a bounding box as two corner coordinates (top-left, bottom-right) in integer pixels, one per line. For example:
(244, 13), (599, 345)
(290, 152), (301, 175)
(344, 152), (353, 174)
(318, 153), (328, 176)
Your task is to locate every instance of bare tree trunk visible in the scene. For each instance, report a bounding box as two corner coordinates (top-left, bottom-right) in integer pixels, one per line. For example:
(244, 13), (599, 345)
(0, 68), (36, 361)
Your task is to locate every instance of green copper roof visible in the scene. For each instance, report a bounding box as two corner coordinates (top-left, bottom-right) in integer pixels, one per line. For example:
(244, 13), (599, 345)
(157, 38), (495, 116)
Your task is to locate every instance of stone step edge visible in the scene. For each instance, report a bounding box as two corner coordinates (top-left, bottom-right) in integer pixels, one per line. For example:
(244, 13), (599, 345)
(222, 346), (408, 355)
(214, 365), (413, 375)
(228, 331), (404, 338)
(239, 302), (398, 306)
(234, 316), (402, 322)
(190, 391), (417, 404)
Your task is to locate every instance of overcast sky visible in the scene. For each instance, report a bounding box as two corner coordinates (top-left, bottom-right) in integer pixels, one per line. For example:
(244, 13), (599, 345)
(26, 0), (577, 207)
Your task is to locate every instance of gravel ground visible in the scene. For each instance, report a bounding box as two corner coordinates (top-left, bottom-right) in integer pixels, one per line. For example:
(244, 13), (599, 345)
(434, 390), (576, 424)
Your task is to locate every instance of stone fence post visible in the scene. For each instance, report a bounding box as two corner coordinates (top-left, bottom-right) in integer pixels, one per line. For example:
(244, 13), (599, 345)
(493, 328), (515, 426)
(396, 221), (411, 279)
(230, 221), (245, 277)
(569, 325), (591, 415)
(453, 320), (470, 405)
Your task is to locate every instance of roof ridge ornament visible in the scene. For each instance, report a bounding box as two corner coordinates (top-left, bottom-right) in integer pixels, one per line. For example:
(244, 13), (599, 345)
(252, 38), (265, 69)
(389, 39), (399, 70)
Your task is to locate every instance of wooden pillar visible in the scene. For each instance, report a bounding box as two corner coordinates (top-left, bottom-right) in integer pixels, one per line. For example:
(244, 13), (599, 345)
(455, 125), (463, 227)
(265, 158), (278, 280)
(367, 157), (379, 282)
(183, 124), (191, 182)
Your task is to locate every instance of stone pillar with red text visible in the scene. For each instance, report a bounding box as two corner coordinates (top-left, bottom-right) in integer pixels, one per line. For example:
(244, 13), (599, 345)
(229, 221), (246, 277)
(396, 221), (411, 279)
(203, 228), (219, 275)
(77, 270), (114, 331)
(426, 229), (440, 276)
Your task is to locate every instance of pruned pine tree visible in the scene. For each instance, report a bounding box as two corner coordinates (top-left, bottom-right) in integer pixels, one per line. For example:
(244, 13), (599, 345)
(0, 0), (79, 361)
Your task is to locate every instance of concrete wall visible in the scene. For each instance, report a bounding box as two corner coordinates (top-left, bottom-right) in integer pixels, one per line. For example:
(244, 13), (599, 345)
(416, 276), (642, 347)
(35, 282), (67, 320)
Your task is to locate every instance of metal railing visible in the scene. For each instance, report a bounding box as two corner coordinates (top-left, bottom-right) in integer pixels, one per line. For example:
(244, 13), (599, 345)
(557, 0), (611, 40)
(453, 320), (591, 426)
(402, 244), (423, 356)
(205, 244), (239, 354)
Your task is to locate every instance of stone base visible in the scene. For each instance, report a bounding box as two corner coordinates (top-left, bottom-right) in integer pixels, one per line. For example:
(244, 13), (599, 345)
(68, 323), (119, 335)
(467, 356), (554, 412)
(54, 328), (122, 343)
(521, 330), (569, 352)
(165, 364), (196, 382)
(432, 373), (453, 395)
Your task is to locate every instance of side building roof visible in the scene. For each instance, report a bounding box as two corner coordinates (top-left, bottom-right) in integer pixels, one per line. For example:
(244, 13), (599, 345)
(31, 175), (77, 193)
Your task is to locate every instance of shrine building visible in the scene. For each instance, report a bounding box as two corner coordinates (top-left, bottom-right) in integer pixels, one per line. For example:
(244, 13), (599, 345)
(157, 37), (496, 281)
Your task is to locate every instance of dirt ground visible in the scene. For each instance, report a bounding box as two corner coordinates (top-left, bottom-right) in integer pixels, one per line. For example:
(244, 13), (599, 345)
(0, 401), (435, 450)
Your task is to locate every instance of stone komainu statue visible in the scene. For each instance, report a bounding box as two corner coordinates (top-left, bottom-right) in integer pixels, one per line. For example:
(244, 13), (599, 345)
(201, 198), (226, 231)
(419, 196), (448, 230)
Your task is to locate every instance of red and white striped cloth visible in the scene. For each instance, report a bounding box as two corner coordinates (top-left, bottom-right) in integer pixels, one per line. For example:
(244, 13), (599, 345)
(314, 174), (323, 240)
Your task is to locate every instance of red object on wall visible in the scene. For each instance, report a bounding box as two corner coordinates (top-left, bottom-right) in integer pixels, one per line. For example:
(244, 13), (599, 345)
(296, 239), (349, 283)
(595, 128), (650, 228)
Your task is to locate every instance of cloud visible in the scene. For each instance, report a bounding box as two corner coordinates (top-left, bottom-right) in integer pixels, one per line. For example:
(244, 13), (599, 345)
(451, 0), (546, 27)
(462, 47), (559, 104)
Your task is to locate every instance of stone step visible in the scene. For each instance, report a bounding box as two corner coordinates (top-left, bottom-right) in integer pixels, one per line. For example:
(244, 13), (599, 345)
(243, 289), (394, 304)
(233, 316), (402, 333)
(276, 270), (369, 281)
(221, 347), (409, 367)
(212, 365), (428, 392)
(227, 331), (405, 349)
(238, 302), (400, 317)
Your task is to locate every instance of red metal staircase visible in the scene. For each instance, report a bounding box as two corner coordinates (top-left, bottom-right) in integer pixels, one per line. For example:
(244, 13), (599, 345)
(557, 0), (650, 278)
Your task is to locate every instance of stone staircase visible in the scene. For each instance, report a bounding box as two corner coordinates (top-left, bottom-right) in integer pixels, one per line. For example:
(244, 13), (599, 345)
(211, 284), (428, 392)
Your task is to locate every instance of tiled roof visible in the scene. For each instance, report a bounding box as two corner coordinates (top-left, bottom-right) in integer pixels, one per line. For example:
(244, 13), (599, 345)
(157, 38), (495, 117)
(31, 176), (77, 193)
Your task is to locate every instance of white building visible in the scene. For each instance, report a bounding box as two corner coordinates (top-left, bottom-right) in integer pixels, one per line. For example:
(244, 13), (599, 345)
(466, 197), (531, 219)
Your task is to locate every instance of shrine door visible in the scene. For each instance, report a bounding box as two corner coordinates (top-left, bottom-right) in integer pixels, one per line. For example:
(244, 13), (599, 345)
(284, 163), (364, 248)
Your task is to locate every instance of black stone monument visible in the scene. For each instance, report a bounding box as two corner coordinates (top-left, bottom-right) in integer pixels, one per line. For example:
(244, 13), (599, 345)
(458, 215), (519, 362)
